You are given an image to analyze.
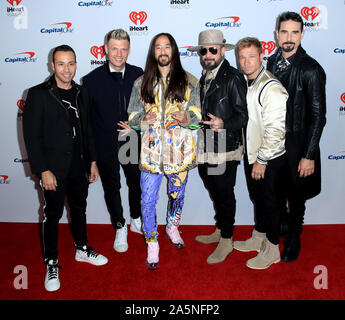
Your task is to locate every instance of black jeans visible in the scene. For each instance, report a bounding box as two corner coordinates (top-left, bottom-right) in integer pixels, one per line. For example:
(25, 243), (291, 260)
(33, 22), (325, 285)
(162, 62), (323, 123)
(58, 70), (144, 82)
(97, 154), (141, 229)
(280, 135), (311, 235)
(43, 173), (89, 261)
(198, 161), (239, 238)
(244, 154), (286, 245)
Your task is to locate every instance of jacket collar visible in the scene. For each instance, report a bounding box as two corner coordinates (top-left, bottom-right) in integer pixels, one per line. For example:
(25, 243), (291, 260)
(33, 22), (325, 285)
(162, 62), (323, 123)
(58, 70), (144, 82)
(245, 66), (265, 87)
(45, 75), (80, 102)
(105, 61), (129, 79)
(46, 74), (79, 90)
(274, 45), (306, 67)
(203, 58), (231, 97)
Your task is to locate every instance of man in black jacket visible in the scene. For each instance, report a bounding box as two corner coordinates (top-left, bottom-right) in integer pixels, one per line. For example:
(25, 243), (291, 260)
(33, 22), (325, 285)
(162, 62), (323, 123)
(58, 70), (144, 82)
(267, 12), (326, 262)
(83, 29), (143, 253)
(188, 30), (248, 264)
(23, 45), (108, 292)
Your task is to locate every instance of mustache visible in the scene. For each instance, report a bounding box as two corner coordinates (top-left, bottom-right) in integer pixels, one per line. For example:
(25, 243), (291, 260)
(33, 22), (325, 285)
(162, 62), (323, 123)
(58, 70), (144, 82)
(158, 54), (169, 59)
(282, 42), (295, 46)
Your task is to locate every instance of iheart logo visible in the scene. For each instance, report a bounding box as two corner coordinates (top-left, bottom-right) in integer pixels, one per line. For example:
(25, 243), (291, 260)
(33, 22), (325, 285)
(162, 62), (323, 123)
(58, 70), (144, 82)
(17, 99), (25, 111)
(7, 0), (22, 6)
(0, 175), (9, 181)
(341, 93), (345, 104)
(301, 7), (320, 21)
(261, 41), (276, 55)
(129, 11), (147, 25)
(90, 46), (106, 59)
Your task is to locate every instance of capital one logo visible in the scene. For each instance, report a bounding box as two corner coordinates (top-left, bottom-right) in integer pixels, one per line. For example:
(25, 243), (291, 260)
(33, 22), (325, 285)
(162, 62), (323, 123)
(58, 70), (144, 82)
(40, 22), (73, 34)
(301, 7), (320, 21)
(205, 16), (241, 28)
(129, 11), (147, 25)
(261, 41), (276, 55)
(328, 151), (345, 161)
(179, 46), (198, 58)
(17, 99), (25, 111)
(7, 0), (22, 6)
(5, 52), (36, 63)
(90, 45), (105, 59)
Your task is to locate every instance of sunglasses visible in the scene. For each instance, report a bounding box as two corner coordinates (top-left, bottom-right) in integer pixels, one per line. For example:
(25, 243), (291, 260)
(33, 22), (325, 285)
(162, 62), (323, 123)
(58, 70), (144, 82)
(198, 47), (218, 56)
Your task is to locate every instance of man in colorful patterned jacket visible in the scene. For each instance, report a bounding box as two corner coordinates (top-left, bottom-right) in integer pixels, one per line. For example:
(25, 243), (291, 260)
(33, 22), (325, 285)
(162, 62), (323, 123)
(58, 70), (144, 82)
(127, 33), (201, 269)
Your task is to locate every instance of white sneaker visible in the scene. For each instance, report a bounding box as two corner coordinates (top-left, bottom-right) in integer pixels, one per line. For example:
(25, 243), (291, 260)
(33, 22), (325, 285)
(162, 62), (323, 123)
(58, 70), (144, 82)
(44, 259), (61, 292)
(130, 217), (143, 234)
(114, 224), (128, 252)
(75, 245), (108, 266)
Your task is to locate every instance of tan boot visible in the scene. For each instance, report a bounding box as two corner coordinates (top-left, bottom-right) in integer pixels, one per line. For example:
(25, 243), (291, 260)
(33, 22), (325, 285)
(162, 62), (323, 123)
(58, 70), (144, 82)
(206, 237), (233, 264)
(233, 229), (266, 252)
(195, 227), (221, 244)
(246, 239), (280, 270)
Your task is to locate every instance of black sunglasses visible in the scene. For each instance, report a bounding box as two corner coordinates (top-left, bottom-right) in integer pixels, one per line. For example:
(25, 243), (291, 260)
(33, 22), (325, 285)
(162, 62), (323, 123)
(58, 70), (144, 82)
(198, 47), (218, 56)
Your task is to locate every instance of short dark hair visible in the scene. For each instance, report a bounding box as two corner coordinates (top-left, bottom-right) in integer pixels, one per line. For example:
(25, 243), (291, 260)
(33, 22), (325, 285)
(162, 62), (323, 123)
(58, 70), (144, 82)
(276, 11), (304, 32)
(52, 45), (76, 62)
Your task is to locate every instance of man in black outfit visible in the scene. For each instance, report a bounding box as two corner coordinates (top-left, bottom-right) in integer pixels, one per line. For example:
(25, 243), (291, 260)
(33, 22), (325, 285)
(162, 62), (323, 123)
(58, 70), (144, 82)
(267, 12), (326, 262)
(23, 45), (108, 292)
(83, 29), (143, 253)
(188, 30), (248, 265)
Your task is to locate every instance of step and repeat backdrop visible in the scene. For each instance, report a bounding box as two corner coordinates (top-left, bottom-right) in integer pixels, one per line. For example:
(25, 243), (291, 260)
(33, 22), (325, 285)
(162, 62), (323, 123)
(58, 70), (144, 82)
(0, 0), (344, 225)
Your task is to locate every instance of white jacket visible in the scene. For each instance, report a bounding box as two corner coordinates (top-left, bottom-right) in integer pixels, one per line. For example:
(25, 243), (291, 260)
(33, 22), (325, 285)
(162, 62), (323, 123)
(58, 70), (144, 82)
(246, 67), (288, 165)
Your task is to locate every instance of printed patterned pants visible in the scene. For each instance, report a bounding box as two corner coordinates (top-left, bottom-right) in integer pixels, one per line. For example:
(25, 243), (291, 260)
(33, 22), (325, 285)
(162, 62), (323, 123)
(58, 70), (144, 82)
(140, 171), (188, 243)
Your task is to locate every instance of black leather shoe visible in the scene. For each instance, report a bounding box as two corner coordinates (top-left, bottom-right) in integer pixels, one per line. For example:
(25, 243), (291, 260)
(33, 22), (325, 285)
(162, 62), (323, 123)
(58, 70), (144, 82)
(281, 233), (301, 262)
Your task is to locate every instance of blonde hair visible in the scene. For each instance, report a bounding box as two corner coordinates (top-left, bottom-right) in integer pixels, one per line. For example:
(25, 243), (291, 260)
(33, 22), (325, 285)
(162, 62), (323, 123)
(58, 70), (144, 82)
(105, 29), (130, 46)
(236, 37), (262, 55)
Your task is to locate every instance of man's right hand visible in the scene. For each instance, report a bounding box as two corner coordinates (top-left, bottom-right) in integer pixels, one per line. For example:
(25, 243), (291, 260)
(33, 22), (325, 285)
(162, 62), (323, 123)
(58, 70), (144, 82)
(41, 170), (57, 191)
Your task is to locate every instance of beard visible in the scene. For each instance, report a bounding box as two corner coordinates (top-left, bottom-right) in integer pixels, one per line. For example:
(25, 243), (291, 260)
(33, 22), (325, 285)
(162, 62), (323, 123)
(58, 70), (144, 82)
(200, 55), (224, 71)
(157, 54), (171, 67)
(281, 42), (296, 53)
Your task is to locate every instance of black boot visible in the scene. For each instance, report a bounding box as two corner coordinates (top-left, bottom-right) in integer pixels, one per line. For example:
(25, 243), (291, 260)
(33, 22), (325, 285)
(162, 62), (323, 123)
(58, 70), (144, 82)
(281, 233), (301, 262)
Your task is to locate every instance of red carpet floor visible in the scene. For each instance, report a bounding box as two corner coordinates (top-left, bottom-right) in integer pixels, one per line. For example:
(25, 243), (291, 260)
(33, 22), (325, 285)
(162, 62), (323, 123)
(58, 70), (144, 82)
(1, 223), (344, 300)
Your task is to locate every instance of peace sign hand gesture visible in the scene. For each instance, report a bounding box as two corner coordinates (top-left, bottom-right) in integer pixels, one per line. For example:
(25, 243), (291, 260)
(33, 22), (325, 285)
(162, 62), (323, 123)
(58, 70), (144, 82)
(203, 113), (224, 132)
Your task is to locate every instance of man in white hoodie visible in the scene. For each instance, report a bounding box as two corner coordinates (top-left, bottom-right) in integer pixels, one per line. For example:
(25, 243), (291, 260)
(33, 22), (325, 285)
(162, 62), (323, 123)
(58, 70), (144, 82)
(234, 37), (288, 269)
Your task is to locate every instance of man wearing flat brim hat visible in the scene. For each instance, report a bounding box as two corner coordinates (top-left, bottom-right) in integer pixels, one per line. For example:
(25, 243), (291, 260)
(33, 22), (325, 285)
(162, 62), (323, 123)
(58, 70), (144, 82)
(193, 29), (248, 265)
(187, 29), (235, 52)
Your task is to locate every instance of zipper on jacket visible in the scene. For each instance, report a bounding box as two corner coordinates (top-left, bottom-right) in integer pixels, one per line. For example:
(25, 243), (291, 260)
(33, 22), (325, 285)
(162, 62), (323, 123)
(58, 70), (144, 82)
(74, 89), (85, 161)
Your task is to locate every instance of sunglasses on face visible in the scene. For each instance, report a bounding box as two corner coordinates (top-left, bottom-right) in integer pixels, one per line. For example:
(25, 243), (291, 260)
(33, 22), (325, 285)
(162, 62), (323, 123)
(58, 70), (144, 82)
(198, 47), (218, 56)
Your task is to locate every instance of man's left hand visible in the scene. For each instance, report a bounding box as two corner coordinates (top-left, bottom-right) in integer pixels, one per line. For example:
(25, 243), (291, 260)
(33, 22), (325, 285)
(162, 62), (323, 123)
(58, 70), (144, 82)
(89, 161), (99, 183)
(251, 162), (266, 180)
(298, 158), (315, 178)
(203, 113), (224, 132)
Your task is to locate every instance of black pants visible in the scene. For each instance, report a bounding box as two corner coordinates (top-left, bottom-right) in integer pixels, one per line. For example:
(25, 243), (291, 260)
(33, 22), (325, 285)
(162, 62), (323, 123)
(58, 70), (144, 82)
(97, 154), (141, 229)
(43, 173), (89, 261)
(280, 134), (316, 235)
(244, 154), (286, 245)
(198, 161), (239, 238)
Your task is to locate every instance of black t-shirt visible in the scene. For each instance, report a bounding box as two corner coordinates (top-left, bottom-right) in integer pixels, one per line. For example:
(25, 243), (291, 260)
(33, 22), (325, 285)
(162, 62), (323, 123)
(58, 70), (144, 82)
(58, 87), (86, 177)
